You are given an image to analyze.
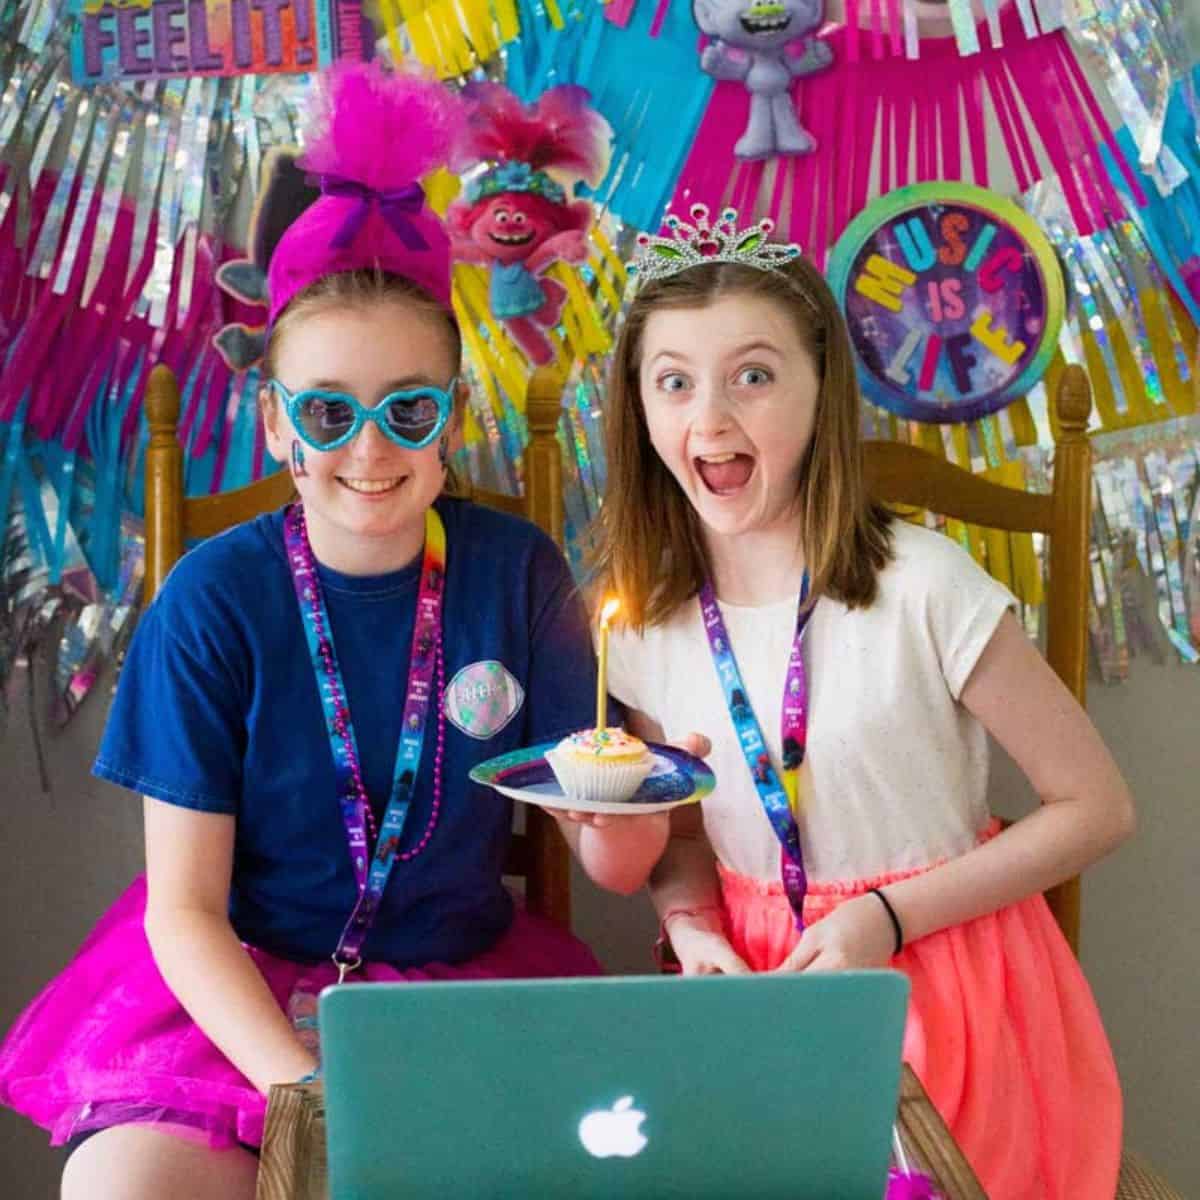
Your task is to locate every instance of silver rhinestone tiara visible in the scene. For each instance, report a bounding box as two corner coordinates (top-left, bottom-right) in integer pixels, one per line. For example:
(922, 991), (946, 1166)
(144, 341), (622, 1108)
(627, 203), (802, 286)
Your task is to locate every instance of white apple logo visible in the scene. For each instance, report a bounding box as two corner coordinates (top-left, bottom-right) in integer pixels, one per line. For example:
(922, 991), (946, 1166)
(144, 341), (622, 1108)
(577, 1095), (649, 1158)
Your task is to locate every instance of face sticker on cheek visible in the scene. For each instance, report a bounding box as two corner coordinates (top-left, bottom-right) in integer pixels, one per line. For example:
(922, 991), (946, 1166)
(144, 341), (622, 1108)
(291, 439), (308, 477)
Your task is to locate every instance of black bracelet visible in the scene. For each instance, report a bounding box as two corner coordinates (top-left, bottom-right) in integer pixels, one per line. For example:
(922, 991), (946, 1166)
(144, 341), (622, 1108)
(869, 887), (904, 956)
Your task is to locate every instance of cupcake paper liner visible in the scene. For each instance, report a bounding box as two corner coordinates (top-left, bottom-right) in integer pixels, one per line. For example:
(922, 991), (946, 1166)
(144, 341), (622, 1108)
(544, 748), (655, 805)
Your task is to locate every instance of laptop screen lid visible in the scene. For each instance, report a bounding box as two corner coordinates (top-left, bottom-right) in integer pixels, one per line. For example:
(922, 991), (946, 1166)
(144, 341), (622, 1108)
(320, 971), (909, 1200)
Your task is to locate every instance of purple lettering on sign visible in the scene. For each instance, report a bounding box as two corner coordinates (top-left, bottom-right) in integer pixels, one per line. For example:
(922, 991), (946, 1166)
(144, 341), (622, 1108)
(188, 0), (226, 70)
(117, 8), (153, 75)
(337, 1), (364, 58)
(293, 0), (314, 66)
(945, 332), (977, 395)
(252, 0), (288, 67)
(152, 1), (189, 72)
(73, 0), (369, 84)
(81, 11), (117, 78)
(231, 0), (253, 68)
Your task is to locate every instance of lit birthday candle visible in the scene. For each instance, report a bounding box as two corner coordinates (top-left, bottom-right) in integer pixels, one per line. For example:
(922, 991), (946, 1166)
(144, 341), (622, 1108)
(596, 597), (620, 731)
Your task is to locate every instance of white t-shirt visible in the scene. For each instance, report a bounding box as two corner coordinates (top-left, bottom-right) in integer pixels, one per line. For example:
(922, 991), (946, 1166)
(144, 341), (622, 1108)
(607, 521), (1016, 883)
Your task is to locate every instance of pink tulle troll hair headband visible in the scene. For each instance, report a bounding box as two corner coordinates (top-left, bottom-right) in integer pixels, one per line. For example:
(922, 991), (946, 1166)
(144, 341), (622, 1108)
(266, 60), (465, 326)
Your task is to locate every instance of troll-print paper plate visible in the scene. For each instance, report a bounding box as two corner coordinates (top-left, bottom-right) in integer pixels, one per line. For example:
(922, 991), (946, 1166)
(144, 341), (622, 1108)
(470, 741), (715, 815)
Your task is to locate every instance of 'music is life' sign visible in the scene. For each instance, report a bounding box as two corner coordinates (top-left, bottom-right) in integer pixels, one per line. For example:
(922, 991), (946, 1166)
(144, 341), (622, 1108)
(70, 0), (368, 84)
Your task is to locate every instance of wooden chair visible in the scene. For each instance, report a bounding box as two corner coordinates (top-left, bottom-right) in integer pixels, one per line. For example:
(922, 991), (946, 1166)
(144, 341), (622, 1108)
(142, 361), (573, 928)
(864, 363), (1184, 1200)
(153, 358), (1181, 1199)
(862, 362), (1092, 953)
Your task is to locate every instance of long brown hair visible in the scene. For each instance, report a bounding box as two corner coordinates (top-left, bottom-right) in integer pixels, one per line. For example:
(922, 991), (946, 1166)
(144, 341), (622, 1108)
(593, 256), (893, 628)
(262, 267), (469, 495)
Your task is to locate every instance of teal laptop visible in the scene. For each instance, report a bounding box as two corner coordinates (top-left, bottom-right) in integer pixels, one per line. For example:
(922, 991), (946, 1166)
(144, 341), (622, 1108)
(319, 972), (909, 1200)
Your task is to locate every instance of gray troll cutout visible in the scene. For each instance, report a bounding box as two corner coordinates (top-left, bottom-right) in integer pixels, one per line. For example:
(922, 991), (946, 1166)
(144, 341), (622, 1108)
(693, 0), (832, 160)
(213, 149), (320, 372)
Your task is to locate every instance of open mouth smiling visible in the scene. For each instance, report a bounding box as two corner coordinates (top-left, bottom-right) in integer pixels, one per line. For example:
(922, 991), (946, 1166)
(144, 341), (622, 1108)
(337, 476), (406, 496)
(738, 8), (792, 34)
(695, 452), (756, 496)
(489, 230), (536, 247)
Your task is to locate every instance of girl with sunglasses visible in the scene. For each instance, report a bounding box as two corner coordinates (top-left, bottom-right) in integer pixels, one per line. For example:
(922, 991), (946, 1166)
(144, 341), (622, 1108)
(0, 64), (666, 1200)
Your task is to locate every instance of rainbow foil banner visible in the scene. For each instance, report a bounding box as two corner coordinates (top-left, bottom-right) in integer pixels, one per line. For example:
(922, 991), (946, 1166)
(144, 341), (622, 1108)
(70, 0), (370, 85)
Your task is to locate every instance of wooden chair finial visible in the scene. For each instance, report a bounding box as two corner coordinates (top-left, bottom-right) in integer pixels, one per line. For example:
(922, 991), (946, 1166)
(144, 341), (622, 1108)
(526, 364), (567, 435)
(146, 363), (181, 431)
(1055, 363), (1092, 438)
(144, 363), (185, 603)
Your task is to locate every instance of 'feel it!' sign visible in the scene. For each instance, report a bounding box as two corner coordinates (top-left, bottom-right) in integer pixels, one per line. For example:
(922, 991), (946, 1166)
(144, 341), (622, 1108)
(70, 0), (367, 84)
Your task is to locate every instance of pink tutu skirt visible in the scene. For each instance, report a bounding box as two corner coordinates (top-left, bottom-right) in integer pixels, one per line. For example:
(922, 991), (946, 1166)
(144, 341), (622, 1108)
(0, 876), (602, 1150)
(717, 826), (1121, 1200)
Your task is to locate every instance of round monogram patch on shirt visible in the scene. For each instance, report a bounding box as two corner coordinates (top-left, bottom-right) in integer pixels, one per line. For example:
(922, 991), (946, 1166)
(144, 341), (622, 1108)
(444, 660), (525, 740)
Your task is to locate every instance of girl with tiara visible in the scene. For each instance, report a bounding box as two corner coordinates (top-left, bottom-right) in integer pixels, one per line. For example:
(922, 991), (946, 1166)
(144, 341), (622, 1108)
(0, 63), (669, 1199)
(597, 205), (1134, 1199)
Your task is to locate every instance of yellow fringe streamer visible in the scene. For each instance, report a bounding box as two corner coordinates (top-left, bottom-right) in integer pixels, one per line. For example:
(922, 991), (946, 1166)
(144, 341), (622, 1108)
(1006, 397), (1038, 446)
(376, 0), (407, 67)
(448, 233), (613, 446)
(985, 460), (1044, 605)
(421, 167), (460, 217)
(1046, 291), (1197, 440)
(547, 262), (612, 357)
(452, 265), (529, 402)
(380, 0), (521, 78)
(873, 402), (1043, 602)
(461, 403), (483, 447)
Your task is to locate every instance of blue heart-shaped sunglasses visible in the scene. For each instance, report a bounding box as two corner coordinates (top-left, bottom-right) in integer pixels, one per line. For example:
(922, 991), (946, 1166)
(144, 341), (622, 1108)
(269, 377), (457, 452)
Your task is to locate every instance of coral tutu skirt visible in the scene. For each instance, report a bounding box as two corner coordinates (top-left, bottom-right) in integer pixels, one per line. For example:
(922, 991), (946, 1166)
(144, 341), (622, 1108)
(717, 831), (1122, 1200)
(0, 876), (602, 1150)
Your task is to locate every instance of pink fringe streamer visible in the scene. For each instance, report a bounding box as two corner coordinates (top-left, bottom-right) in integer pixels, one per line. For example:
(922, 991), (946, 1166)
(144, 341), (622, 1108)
(648, 0), (673, 38)
(668, 6), (1144, 264)
(0, 166), (263, 489)
(604, 0), (637, 28)
(610, 0), (1071, 69)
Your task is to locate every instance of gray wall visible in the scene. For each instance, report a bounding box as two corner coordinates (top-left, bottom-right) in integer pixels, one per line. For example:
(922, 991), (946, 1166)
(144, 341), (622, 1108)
(2, 655), (1197, 1198)
(1, 682), (144, 1196)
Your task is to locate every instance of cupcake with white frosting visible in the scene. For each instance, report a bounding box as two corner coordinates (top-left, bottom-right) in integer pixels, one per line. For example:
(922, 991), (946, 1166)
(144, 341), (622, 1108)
(545, 727), (654, 805)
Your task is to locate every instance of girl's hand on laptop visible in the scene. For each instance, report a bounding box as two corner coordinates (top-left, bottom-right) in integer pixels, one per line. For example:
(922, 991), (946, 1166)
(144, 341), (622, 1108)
(772, 893), (895, 973)
(667, 916), (750, 975)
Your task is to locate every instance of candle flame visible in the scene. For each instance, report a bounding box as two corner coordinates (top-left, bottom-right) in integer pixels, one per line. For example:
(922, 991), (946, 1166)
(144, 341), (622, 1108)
(599, 597), (620, 627)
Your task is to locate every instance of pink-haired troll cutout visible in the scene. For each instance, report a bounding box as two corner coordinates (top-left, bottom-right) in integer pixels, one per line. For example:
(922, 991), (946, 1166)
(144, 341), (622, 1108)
(447, 83), (611, 366)
(447, 190), (591, 365)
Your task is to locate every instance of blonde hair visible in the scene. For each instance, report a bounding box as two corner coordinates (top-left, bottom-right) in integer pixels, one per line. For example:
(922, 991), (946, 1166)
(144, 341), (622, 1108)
(265, 267), (462, 378)
(593, 256), (893, 629)
(263, 267), (469, 495)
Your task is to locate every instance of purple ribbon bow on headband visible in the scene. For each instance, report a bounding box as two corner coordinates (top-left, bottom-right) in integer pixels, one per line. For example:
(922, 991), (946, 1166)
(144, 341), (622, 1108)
(315, 175), (429, 253)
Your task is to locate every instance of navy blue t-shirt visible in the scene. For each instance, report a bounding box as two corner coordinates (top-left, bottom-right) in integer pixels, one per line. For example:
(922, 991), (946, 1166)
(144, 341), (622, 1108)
(94, 498), (597, 967)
